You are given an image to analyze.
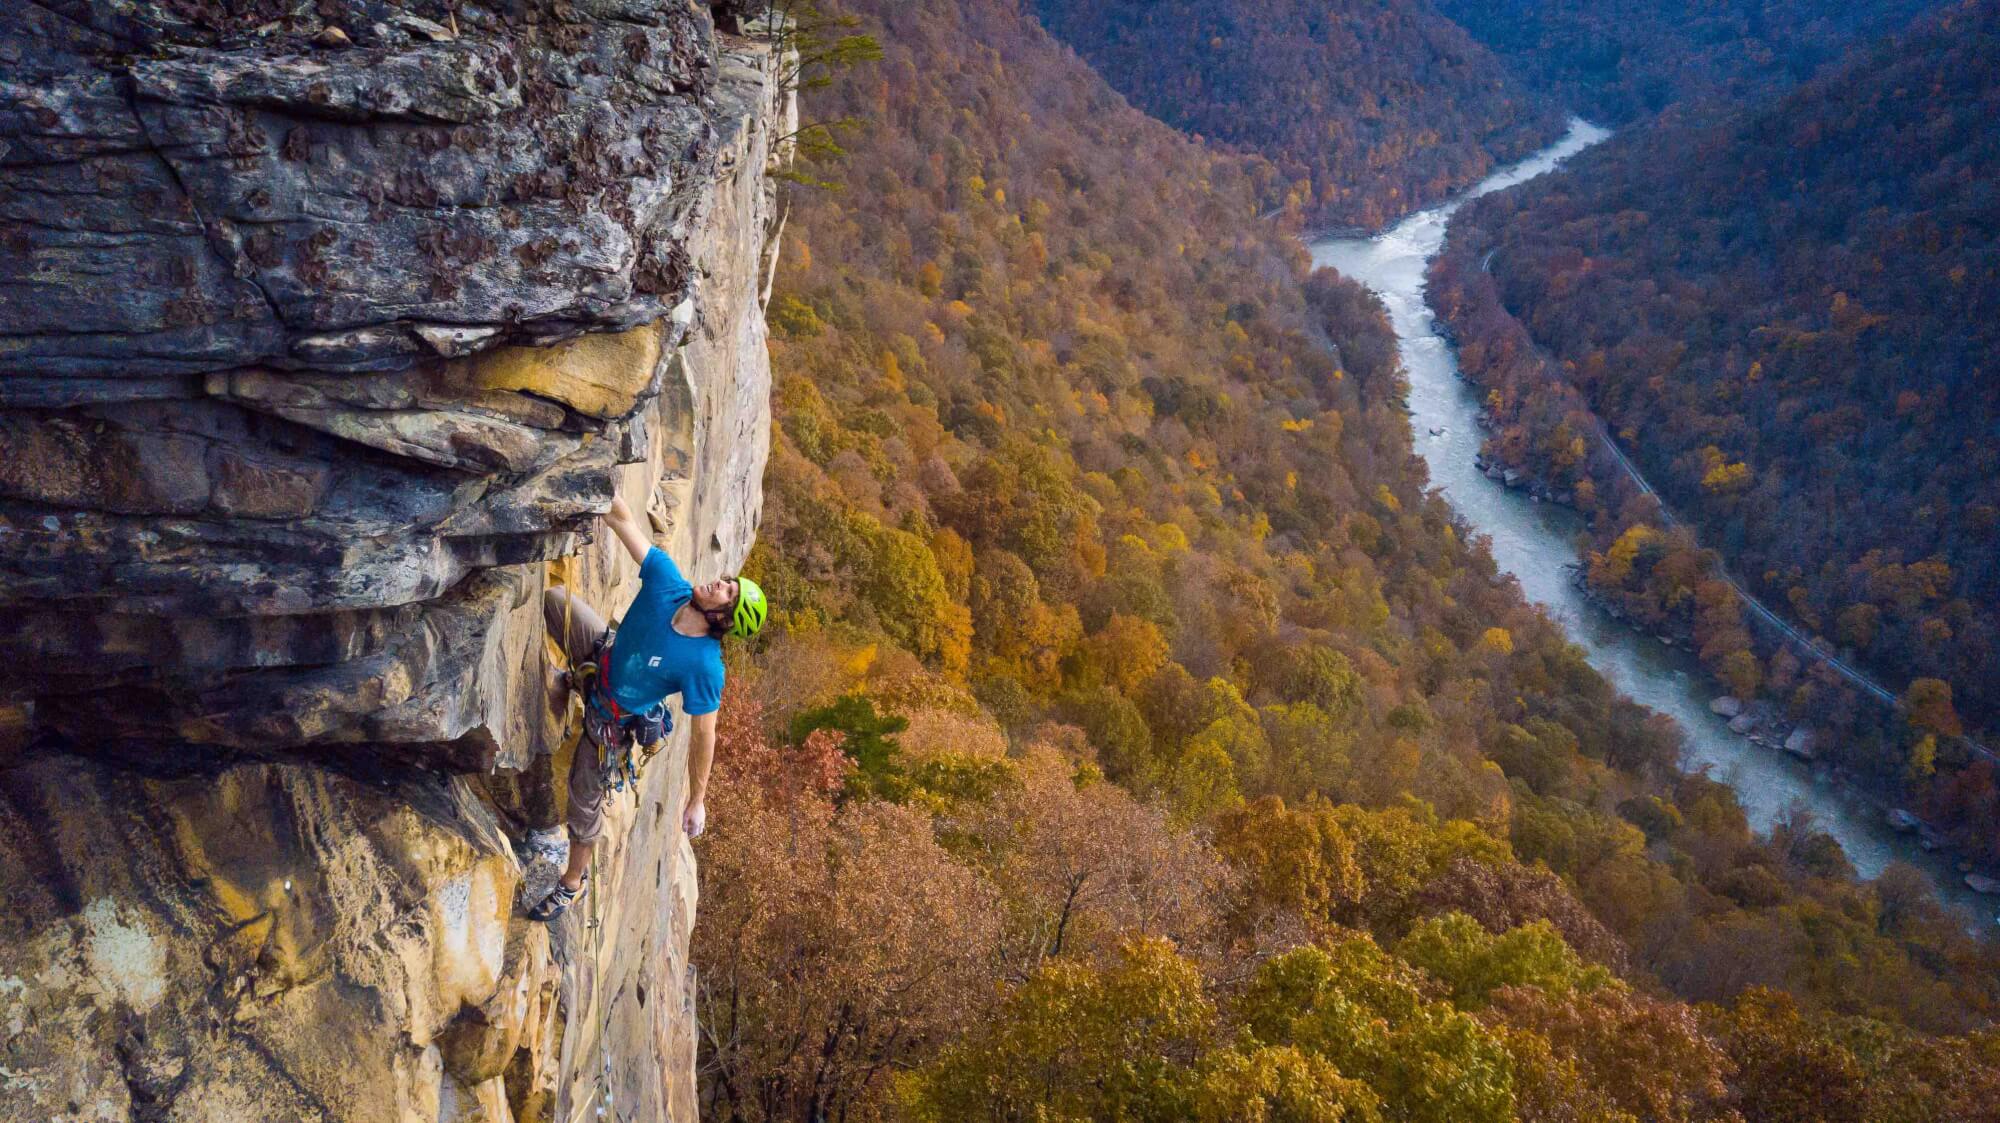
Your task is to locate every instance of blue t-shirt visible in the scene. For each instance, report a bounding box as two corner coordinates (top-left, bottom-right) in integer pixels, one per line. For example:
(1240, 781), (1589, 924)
(605, 548), (725, 717)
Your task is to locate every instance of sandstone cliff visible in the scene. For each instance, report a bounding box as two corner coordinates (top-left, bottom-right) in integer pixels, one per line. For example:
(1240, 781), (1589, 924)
(0, 3), (790, 1120)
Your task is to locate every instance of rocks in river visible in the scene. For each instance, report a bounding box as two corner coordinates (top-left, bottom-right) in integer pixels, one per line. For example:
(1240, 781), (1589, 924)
(1966, 874), (2000, 895)
(1783, 727), (1817, 760)
(1888, 808), (1923, 833)
(1503, 468), (1522, 486)
(1710, 695), (1744, 718)
(1729, 713), (1757, 735)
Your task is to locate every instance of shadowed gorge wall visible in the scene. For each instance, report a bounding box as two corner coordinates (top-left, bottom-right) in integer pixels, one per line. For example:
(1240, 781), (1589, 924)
(0, 2), (790, 1119)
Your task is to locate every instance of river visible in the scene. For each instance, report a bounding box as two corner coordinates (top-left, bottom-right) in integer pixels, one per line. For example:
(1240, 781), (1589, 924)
(1308, 119), (1992, 928)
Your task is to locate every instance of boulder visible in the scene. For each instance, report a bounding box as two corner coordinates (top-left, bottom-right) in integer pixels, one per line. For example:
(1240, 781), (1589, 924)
(1729, 713), (1757, 735)
(1783, 727), (1817, 760)
(1966, 874), (2000, 896)
(1710, 695), (1743, 718)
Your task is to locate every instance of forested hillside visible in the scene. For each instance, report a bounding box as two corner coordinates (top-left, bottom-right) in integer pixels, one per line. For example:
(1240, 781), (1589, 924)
(1432, 0), (1942, 122)
(696, 1), (2000, 1118)
(1432, 0), (2000, 866)
(1028, 0), (1564, 230)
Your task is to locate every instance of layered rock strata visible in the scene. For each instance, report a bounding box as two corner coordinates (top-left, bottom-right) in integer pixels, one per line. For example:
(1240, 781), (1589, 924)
(0, 3), (788, 1120)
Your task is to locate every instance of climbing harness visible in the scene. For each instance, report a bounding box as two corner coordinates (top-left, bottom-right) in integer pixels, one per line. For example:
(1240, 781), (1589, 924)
(552, 557), (669, 800)
(582, 631), (671, 794)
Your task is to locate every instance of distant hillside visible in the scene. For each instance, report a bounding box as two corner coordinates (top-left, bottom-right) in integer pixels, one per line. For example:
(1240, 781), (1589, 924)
(1029, 0), (1565, 230)
(1432, 0), (1944, 122)
(1432, 0), (2000, 860)
(692, 0), (2000, 1117)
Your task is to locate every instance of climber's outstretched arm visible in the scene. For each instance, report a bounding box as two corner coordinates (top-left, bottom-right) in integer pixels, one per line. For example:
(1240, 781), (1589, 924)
(604, 495), (653, 565)
(683, 709), (715, 838)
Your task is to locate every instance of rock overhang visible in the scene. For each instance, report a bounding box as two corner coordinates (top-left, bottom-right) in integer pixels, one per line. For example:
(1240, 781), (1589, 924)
(1, 0), (781, 770)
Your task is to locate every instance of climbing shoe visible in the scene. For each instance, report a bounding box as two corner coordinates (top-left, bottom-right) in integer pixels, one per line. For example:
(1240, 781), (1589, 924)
(526, 874), (587, 922)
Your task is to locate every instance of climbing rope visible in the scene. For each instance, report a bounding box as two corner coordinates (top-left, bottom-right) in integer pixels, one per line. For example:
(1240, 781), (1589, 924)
(550, 525), (671, 1120)
(547, 552), (619, 1119)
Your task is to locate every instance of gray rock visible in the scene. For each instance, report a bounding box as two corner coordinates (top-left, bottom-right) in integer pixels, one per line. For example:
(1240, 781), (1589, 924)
(1709, 695), (1743, 718)
(3, 1), (718, 379)
(1783, 727), (1816, 759)
(1967, 874), (2000, 895)
(0, 13), (791, 1121)
(1888, 808), (1922, 833)
(1729, 713), (1757, 734)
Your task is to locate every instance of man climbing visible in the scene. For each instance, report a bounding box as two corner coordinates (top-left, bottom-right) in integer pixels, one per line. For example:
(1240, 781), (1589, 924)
(527, 494), (767, 922)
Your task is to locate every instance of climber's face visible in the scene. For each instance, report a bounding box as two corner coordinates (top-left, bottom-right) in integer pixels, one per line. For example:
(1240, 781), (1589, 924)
(692, 577), (739, 612)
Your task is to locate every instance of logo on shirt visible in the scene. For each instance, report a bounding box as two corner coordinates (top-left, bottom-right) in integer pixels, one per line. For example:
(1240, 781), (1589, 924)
(648, 656), (662, 668)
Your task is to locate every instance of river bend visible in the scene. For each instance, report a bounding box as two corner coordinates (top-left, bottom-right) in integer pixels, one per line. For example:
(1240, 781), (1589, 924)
(1309, 121), (1991, 927)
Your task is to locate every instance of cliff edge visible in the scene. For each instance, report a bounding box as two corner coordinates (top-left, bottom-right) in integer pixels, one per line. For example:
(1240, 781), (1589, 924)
(0, 2), (790, 1119)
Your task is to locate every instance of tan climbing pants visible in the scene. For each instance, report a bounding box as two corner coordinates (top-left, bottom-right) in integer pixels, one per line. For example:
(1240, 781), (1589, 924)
(544, 586), (614, 846)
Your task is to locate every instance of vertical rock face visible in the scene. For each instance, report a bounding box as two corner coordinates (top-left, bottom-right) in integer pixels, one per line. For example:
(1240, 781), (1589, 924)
(0, 3), (790, 1119)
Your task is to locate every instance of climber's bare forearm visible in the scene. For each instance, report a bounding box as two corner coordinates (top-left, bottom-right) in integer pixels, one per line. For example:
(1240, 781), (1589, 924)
(686, 710), (716, 806)
(683, 710), (716, 837)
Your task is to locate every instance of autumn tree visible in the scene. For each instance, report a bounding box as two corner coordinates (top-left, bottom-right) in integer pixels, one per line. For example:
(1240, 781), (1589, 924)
(1214, 795), (1365, 932)
(1487, 985), (1734, 1123)
(1903, 677), (1963, 738)
(696, 688), (1000, 1121)
(1239, 939), (1517, 1123)
(970, 745), (1233, 974)
(902, 937), (1216, 1121)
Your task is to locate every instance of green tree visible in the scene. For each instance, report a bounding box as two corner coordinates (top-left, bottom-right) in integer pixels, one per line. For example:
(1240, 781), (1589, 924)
(758, 0), (883, 181)
(865, 525), (972, 674)
(1279, 645), (1364, 718)
(1393, 913), (1612, 1009)
(1195, 1046), (1384, 1123)
(1062, 686), (1157, 788)
(1258, 702), (1356, 804)
(904, 937), (1214, 1121)
(1238, 940), (1517, 1123)
(790, 693), (910, 799)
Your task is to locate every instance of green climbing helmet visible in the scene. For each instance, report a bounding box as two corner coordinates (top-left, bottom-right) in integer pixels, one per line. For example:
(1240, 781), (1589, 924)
(729, 576), (768, 639)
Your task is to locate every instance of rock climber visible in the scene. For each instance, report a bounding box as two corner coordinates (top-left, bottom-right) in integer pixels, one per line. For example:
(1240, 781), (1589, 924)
(527, 494), (767, 922)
